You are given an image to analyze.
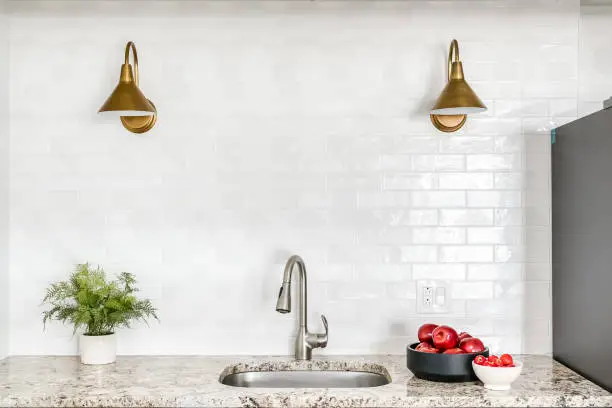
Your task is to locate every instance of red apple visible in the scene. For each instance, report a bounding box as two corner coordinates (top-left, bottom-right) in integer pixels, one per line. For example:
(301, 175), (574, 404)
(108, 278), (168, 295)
(458, 337), (485, 353)
(432, 325), (459, 350)
(415, 341), (433, 350)
(457, 332), (472, 342)
(415, 342), (439, 353)
(417, 323), (439, 343)
(442, 347), (465, 354)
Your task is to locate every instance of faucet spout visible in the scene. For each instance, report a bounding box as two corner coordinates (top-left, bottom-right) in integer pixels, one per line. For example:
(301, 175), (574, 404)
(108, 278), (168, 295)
(275, 255), (328, 360)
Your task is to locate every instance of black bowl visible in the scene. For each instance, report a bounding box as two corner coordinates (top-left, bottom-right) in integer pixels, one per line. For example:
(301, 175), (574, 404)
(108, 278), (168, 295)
(406, 342), (489, 382)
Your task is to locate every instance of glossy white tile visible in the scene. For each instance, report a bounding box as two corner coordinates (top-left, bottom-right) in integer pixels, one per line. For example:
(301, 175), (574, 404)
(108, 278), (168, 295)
(440, 209), (494, 226)
(440, 246), (494, 263)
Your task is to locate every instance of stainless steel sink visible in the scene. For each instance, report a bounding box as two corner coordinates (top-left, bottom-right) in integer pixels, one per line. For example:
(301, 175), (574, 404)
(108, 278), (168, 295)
(220, 370), (390, 388)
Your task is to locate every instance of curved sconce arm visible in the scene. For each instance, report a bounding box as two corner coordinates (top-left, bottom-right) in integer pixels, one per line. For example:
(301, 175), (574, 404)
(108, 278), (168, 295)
(124, 41), (139, 86)
(447, 39), (459, 81)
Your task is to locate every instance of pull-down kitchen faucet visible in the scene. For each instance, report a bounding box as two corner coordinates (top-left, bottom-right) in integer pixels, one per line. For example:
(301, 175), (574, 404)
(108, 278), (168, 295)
(276, 255), (328, 360)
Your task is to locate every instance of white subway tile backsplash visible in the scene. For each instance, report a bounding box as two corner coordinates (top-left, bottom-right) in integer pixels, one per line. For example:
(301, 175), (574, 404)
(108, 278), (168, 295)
(495, 245), (524, 263)
(494, 135), (524, 153)
(379, 155), (412, 172)
(468, 118), (522, 136)
(6, 0), (590, 356)
(411, 155), (465, 172)
(327, 245), (395, 264)
(467, 227), (523, 245)
(439, 137), (495, 154)
(468, 264), (524, 281)
(494, 100), (523, 117)
(357, 191), (410, 208)
(356, 227), (412, 245)
(440, 246), (494, 263)
(394, 209), (439, 226)
(386, 281), (417, 300)
(451, 282), (494, 299)
(522, 100), (551, 117)
(393, 137), (440, 154)
(319, 264), (355, 282)
(328, 174), (381, 191)
(400, 246), (438, 263)
(411, 191), (465, 208)
(383, 174), (436, 190)
(327, 282), (386, 301)
(439, 173), (493, 190)
(466, 154), (522, 171)
(550, 98), (578, 117)
(494, 281), (523, 299)
(412, 264), (466, 281)
(494, 173), (523, 190)
(466, 299), (523, 318)
(354, 264), (409, 282)
(440, 209), (494, 226)
(412, 228), (466, 245)
(495, 209), (524, 226)
(467, 191), (522, 208)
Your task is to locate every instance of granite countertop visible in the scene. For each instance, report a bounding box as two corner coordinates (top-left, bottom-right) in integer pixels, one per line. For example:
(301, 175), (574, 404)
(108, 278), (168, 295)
(1, 355), (611, 407)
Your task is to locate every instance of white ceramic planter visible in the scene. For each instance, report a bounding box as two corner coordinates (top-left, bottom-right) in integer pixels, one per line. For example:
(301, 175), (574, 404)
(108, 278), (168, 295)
(79, 333), (116, 365)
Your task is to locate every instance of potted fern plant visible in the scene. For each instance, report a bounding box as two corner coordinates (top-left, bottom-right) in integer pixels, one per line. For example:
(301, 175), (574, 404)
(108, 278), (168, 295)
(42, 263), (158, 365)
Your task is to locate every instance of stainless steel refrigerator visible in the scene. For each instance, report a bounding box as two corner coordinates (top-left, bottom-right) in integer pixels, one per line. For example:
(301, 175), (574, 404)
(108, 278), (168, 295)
(552, 106), (612, 392)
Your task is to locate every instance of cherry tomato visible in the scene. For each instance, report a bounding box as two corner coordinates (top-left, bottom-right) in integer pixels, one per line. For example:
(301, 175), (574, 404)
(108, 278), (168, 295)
(494, 357), (504, 367)
(486, 360), (497, 367)
(500, 354), (513, 366)
(487, 355), (497, 363)
(474, 355), (486, 365)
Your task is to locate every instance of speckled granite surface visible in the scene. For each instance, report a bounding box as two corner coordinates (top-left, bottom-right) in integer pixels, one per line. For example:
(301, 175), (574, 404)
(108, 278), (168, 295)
(0, 355), (610, 407)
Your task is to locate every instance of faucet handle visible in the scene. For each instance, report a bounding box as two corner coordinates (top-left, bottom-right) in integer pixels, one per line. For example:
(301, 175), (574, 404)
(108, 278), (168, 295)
(318, 314), (328, 349)
(306, 314), (329, 350)
(321, 314), (328, 334)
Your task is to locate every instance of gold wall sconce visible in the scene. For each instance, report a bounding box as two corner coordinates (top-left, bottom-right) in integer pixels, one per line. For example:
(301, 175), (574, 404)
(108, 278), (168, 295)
(430, 39), (486, 132)
(98, 41), (157, 134)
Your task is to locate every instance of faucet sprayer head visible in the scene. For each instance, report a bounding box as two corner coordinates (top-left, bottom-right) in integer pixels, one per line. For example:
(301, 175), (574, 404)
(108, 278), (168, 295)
(275, 282), (291, 313)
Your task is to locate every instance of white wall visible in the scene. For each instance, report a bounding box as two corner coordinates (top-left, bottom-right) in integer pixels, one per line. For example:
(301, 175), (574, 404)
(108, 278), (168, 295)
(6, 0), (586, 356)
(0, 0), (9, 361)
(579, 3), (612, 116)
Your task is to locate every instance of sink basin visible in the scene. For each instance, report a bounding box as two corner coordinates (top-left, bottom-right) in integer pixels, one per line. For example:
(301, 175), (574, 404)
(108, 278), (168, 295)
(221, 370), (390, 388)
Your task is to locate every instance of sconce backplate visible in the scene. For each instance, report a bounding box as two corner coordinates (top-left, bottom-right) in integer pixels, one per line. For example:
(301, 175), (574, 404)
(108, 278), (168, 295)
(120, 100), (157, 134)
(430, 114), (467, 133)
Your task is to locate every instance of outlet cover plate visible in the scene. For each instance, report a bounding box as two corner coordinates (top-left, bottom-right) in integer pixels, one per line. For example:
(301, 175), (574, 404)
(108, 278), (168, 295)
(417, 280), (451, 314)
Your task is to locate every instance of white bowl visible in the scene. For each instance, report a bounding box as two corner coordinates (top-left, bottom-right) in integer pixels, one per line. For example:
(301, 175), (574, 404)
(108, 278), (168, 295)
(472, 361), (523, 390)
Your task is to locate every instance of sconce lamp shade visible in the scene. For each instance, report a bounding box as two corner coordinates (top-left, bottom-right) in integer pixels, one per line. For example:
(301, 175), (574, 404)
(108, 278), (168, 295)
(98, 64), (155, 116)
(98, 41), (157, 133)
(430, 62), (486, 115)
(430, 40), (486, 132)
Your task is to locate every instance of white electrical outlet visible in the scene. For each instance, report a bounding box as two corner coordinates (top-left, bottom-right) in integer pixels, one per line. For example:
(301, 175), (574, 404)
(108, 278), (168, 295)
(417, 280), (450, 314)
(423, 286), (433, 306)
